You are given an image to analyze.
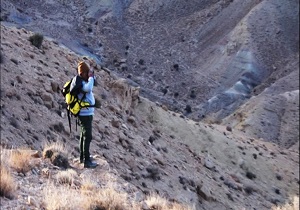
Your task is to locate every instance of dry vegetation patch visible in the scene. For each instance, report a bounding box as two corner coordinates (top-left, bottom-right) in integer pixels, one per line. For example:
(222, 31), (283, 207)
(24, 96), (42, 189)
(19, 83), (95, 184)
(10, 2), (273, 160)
(55, 169), (78, 186)
(43, 183), (84, 210)
(272, 196), (299, 210)
(86, 187), (130, 210)
(0, 164), (16, 199)
(2, 148), (35, 175)
(43, 142), (69, 168)
(144, 193), (194, 210)
(80, 176), (98, 192)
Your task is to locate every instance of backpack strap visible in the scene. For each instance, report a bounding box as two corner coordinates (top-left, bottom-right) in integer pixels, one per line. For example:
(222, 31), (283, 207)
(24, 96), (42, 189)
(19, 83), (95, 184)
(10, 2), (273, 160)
(67, 109), (72, 134)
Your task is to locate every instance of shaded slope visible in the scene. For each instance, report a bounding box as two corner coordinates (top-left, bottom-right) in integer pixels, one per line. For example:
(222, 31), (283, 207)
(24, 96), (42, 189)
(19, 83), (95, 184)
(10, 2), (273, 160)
(0, 0), (299, 149)
(0, 24), (299, 210)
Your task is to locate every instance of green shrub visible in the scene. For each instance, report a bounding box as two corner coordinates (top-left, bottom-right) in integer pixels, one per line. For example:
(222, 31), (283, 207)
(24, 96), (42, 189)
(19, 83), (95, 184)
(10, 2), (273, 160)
(28, 33), (44, 48)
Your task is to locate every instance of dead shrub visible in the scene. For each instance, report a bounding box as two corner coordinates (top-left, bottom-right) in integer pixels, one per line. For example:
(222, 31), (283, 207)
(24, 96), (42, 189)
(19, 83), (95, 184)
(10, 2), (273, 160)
(55, 169), (78, 186)
(6, 149), (33, 174)
(43, 142), (65, 158)
(43, 183), (84, 210)
(272, 196), (299, 210)
(80, 176), (98, 192)
(86, 188), (130, 210)
(144, 193), (168, 210)
(28, 33), (44, 49)
(0, 164), (16, 199)
(50, 152), (69, 169)
(43, 142), (69, 168)
(144, 193), (194, 210)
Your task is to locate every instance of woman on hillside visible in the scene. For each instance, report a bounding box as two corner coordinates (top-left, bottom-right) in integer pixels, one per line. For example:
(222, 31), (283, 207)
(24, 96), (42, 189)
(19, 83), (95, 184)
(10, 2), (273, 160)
(71, 61), (97, 168)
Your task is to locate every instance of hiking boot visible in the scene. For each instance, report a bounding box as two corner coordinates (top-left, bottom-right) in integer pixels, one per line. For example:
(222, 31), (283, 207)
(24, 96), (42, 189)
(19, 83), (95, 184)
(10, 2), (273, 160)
(84, 160), (97, 168)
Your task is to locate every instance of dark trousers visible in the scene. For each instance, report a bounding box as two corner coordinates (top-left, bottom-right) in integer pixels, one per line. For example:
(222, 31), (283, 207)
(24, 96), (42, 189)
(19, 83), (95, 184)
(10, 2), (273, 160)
(78, 115), (93, 162)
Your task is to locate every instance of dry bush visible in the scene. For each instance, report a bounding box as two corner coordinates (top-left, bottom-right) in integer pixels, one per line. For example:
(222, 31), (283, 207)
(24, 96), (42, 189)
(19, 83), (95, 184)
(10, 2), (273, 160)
(273, 196), (299, 210)
(43, 183), (85, 210)
(44, 182), (130, 210)
(169, 202), (195, 210)
(144, 193), (194, 210)
(43, 142), (69, 168)
(144, 193), (168, 210)
(85, 187), (130, 210)
(43, 142), (66, 159)
(0, 164), (16, 199)
(55, 169), (78, 186)
(28, 33), (44, 48)
(5, 149), (34, 174)
(80, 176), (98, 192)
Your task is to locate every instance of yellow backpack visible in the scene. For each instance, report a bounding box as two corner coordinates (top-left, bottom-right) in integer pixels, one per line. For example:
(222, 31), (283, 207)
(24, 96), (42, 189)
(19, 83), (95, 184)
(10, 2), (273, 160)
(61, 75), (94, 133)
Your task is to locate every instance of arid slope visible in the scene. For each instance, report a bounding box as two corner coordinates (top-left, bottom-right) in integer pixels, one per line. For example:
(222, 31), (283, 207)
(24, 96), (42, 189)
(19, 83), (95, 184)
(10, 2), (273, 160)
(0, 24), (299, 210)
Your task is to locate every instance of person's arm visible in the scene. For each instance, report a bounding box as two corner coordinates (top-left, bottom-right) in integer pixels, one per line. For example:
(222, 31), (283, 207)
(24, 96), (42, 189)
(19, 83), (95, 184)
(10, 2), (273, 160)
(82, 76), (94, 93)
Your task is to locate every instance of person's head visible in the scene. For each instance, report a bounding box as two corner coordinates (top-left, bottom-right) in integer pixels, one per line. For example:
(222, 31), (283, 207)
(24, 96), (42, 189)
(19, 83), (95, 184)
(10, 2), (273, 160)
(77, 61), (90, 81)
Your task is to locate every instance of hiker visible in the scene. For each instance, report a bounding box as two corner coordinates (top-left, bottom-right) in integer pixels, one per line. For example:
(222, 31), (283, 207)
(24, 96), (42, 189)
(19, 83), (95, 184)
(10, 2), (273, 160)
(71, 61), (97, 168)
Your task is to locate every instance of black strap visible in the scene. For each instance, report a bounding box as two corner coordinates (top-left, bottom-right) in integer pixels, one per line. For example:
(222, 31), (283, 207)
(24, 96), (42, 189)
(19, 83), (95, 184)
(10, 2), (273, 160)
(67, 109), (72, 134)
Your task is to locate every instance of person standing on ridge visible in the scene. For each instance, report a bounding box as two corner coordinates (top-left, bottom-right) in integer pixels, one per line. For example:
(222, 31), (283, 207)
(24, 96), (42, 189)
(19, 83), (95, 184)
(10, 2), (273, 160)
(71, 61), (97, 168)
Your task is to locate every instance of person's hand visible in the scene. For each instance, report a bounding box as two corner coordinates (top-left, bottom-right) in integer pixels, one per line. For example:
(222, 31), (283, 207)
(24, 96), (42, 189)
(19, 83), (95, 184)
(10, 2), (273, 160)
(88, 69), (94, 78)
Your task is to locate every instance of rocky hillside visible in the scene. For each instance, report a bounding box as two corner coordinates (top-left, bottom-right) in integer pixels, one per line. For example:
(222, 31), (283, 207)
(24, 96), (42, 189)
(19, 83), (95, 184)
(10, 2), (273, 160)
(0, 23), (299, 209)
(1, 0), (299, 149)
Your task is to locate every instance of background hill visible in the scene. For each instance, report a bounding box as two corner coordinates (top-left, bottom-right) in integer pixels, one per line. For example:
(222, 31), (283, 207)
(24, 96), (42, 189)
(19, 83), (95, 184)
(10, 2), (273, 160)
(0, 0), (299, 209)
(1, 0), (298, 149)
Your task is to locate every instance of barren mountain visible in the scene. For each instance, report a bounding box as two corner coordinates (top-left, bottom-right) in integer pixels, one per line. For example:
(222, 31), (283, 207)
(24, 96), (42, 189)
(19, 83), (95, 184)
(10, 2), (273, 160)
(0, 0), (299, 210)
(1, 0), (299, 149)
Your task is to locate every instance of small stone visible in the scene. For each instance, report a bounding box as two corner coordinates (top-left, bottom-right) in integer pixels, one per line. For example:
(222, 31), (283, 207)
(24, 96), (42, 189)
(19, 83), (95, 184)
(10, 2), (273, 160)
(28, 196), (37, 206)
(226, 126), (232, 132)
(127, 116), (137, 126)
(275, 174), (282, 181)
(246, 171), (256, 180)
(196, 184), (214, 201)
(111, 117), (120, 128)
(204, 156), (214, 170)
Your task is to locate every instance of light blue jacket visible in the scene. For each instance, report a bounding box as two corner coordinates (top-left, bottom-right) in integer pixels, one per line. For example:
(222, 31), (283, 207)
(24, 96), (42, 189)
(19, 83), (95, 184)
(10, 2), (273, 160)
(77, 77), (95, 116)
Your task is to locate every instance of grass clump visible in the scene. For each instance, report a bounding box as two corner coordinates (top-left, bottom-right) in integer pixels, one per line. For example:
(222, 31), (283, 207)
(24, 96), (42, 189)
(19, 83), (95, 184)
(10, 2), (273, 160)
(145, 193), (194, 210)
(43, 184), (84, 210)
(55, 169), (78, 186)
(43, 142), (69, 168)
(28, 33), (44, 49)
(80, 176), (98, 192)
(86, 188), (130, 210)
(272, 196), (299, 210)
(6, 149), (34, 174)
(0, 164), (16, 199)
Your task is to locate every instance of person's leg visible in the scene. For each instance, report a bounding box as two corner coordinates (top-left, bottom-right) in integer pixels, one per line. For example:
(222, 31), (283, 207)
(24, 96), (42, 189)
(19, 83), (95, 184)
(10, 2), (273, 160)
(78, 115), (96, 168)
(83, 115), (92, 162)
(79, 129), (84, 163)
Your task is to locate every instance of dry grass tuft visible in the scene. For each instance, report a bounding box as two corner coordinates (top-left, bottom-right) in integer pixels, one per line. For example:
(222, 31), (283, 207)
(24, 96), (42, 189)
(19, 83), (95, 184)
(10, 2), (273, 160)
(273, 196), (299, 210)
(43, 183), (84, 210)
(44, 182), (130, 210)
(42, 142), (65, 159)
(80, 176), (98, 192)
(55, 169), (78, 186)
(86, 188), (130, 210)
(4, 149), (34, 174)
(144, 193), (194, 210)
(169, 202), (195, 210)
(144, 193), (169, 210)
(43, 142), (69, 168)
(0, 164), (16, 199)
